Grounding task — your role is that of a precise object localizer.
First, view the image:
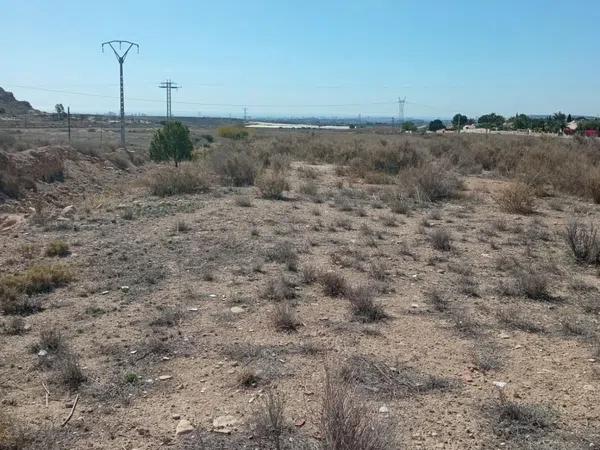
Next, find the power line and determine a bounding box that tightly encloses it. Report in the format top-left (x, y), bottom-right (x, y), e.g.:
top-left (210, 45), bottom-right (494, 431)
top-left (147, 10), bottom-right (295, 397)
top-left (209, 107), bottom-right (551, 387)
top-left (101, 40), bottom-right (139, 147)
top-left (158, 79), bottom-right (180, 121)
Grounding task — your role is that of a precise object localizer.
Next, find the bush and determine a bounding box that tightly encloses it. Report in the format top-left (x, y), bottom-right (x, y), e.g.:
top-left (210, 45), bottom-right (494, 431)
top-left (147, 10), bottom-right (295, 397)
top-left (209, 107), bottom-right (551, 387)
top-left (496, 182), bottom-right (535, 214)
top-left (345, 285), bottom-right (387, 322)
top-left (271, 303), bottom-right (299, 332)
top-left (45, 240), bottom-right (70, 257)
top-left (254, 390), bottom-right (286, 449)
top-left (320, 272), bottom-right (348, 297)
top-left (210, 147), bottom-right (257, 186)
top-left (218, 126), bottom-right (249, 140)
top-left (149, 121), bottom-right (194, 165)
top-left (1, 265), bottom-right (72, 297)
top-left (429, 228), bottom-right (453, 251)
top-left (321, 369), bottom-right (392, 450)
top-left (146, 164), bottom-right (210, 197)
top-left (565, 221), bottom-right (599, 264)
top-left (256, 169), bottom-right (289, 200)
top-left (410, 163), bottom-right (462, 202)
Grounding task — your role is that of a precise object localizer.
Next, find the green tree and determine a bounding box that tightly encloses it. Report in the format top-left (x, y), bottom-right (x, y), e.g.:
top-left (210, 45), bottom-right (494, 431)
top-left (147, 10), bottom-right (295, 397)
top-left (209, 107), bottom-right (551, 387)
top-left (477, 113), bottom-right (505, 129)
top-left (402, 121), bottom-right (417, 132)
top-left (512, 114), bottom-right (531, 130)
top-left (428, 119), bottom-right (445, 132)
top-left (452, 114), bottom-right (468, 129)
top-left (149, 121), bottom-right (193, 166)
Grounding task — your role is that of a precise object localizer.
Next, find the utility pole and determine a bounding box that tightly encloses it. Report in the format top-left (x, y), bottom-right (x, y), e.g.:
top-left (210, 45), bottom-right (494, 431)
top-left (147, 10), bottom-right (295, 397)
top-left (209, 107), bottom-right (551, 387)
top-left (102, 40), bottom-right (139, 147)
top-left (158, 79), bottom-right (180, 121)
top-left (67, 106), bottom-right (71, 143)
top-left (398, 97), bottom-right (406, 128)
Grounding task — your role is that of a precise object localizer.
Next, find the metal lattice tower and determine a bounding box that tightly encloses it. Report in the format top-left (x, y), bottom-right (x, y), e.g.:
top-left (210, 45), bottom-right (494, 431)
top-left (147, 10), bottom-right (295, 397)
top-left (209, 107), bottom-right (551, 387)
top-left (159, 80), bottom-right (180, 121)
top-left (101, 40), bottom-right (139, 147)
top-left (398, 97), bottom-right (406, 127)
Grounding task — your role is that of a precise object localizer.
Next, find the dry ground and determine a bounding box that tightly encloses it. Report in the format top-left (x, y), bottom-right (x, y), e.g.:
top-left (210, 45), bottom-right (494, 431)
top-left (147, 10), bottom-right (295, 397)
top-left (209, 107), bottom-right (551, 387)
top-left (1, 127), bottom-right (599, 449)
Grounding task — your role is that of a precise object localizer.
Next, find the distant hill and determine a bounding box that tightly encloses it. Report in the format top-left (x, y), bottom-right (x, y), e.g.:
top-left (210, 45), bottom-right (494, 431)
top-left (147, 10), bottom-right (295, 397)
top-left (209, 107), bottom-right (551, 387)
top-left (0, 87), bottom-right (38, 115)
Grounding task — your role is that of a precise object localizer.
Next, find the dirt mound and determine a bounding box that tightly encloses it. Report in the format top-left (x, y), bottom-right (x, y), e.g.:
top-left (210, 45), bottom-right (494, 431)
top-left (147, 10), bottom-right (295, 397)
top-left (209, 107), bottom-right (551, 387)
top-left (0, 87), bottom-right (37, 115)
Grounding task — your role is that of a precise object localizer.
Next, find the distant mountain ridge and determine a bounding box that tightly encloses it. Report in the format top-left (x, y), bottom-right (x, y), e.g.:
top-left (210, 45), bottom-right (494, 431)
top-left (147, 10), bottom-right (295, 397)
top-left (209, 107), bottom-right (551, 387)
top-left (0, 87), bottom-right (38, 115)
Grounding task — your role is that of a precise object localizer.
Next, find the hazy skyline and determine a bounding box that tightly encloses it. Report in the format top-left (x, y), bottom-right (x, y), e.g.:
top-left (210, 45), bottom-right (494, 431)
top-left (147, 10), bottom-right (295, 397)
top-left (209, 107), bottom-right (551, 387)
top-left (2, 0), bottom-right (599, 118)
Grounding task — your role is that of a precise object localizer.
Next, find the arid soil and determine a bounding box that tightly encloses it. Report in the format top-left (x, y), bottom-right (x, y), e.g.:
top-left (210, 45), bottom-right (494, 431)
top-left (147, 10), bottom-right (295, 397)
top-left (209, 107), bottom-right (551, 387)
top-left (1, 127), bottom-right (599, 450)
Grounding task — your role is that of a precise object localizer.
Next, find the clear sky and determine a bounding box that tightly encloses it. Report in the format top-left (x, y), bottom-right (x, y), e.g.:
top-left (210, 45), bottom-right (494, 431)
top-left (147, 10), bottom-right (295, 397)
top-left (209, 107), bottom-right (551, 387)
top-left (2, 0), bottom-right (599, 119)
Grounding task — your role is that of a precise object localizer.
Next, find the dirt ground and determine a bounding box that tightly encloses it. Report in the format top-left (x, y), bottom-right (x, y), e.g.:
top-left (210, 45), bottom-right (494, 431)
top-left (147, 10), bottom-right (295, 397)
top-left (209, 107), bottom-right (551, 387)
top-left (1, 126), bottom-right (599, 450)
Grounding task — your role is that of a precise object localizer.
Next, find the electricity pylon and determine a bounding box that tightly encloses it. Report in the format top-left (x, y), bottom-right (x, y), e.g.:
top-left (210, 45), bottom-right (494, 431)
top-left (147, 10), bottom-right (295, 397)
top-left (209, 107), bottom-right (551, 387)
top-left (102, 40), bottom-right (139, 147)
top-left (159, 80), bottom-right (180, 121)
top-left (398, 97), bottom-right (406, 128)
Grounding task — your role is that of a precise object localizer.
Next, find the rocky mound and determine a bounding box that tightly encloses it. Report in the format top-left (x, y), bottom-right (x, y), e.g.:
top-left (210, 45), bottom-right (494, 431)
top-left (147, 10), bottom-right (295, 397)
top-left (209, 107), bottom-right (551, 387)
top-left (0, 87), bottom-right (38, 115)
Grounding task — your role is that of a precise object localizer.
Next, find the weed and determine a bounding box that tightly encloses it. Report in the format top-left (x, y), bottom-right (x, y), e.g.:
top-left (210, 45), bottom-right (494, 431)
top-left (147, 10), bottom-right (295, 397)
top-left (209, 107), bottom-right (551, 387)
top-left (345, 285), bottom-right (387, 322)
top-left (150, 307), bottom-right (183, 327)
top-left (429, 228), bottom-right (453, 251)
top-left (302, 264), bottom-right (318, 284)
top-left (490, 400), bottom-right (554, 439)
top-left (496, 182), bottom-right (535, 214)
top-left (266, 241), bottom-right (298, 271)
top-left (238, 367), bottom-right (261, 388)
top-left (564, 221), bottom-right (599, 264)
top-left (145, 164), bottom-right (210, 197)
top-left (321, 369), bottom-right (393, 450)
top-left (264, 276), bottom-right (296, 301)
top-left (256, 170), bottom-right (289, 200)
top-left (425, 289), bottom-right (449, 312)
top-left (320, 272), bottom-right (348, 297)
top-left (45, 240), bottom-right (70, 257)
top-left (272, 303), bottom-right (299, 332)
top-left (3, 316), bottom-right (26, 335)
top-left (234, 195), bottom-right (253, 207)
top-left (254, 389), bottom-right (287, 449)
top-left (497, 307), bottom-right (545, 333)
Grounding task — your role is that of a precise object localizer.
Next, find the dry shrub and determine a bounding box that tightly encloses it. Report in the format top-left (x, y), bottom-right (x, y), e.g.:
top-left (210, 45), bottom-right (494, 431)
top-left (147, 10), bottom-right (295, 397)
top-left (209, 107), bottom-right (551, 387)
top-left (256, 169), bottom-right (289, 200)
top-left (3, 316), bottom-right (26, 335)
top-left (210, 146), bottom-right (257, 186)
top-left (238, 367), bottom-right (260, 388)
top-left (345, 285), bottom-right (387, 322)
top-left (490, 400), bottom-right (554, 439)
top-left (1, 264), bottom-right (72, 297)
top-left (217, 126), bottom-right (249, 140)
top-left (429, 228), bottom-right (453, 251)
top-left (254, 389), bottom-right (286, 449)
top-left (302, 264), bottom-right (318, 284)
top-left (320, 272), bottom-right (348, 297)
top-left (564, 221), bottom-right (599, 264)
top-left (408, 162), bottom-right (462, 202)
top-left (266, 241), bottom-right (298, 271)
top-left (426, 289), bottom-right (449, 312)
top-left (264, 276), bottom-right (296, 301)
top-left (146, 164), bottom-right (210, 197)
top-left (321, 369), bottom-right (393, 450)
top-left (271, 303), bottom-right (299, 332)
top-left (45, 240), bottom-right (69, 257)
top-left (496, 182), bottom-right (535, 214)
top-left (587, 175), bottom-right (600, 204)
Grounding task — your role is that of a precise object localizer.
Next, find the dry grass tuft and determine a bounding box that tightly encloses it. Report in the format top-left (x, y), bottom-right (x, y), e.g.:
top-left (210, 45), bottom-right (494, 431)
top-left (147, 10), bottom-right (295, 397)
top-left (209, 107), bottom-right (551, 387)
top-left (256, 169), bottom-right (290, 200)
top-left (320, 271), bottom-right (348, 297)
top-left (321, 369), bottom-right (393, 450)
top-left (254, 389), bottom-right (287, 449)
top-left (496, 182), bottom-right (535, 214)
top-left (145, 164), bottom-right (211, 197)
top-left (564, 221), bottom-right (599, 264)
top-left (345, 285), bottom-right (387, 322)
top-left (45, 240), bottom-right (70, 257)
top-left (271, 303), bottom-right (299, 332)
top-left (429, 228), bottom-right (453, 251)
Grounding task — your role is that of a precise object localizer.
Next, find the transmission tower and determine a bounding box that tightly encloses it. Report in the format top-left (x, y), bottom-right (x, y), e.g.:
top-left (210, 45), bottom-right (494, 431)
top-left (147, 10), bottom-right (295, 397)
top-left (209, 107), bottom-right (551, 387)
top-left (159, 80), bottom-right (180, 121)
top-left (398, 97), bottom-right (406, 128)
top-left (243, 107), bottom-right (247, 122)
top-left (102, 40), bottom-right (139, 147)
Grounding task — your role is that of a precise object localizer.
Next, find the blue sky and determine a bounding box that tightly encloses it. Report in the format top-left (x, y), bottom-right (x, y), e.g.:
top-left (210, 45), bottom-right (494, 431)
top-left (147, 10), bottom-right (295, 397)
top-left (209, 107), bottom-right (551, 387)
top-left (2, 0), bottom-right (599, 118)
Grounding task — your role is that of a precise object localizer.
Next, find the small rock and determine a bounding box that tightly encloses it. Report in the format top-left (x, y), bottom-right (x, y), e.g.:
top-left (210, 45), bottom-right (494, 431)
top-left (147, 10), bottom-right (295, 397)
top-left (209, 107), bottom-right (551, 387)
top-left (172, 414), bottom-right (181, 420)
top-left (61, 205), bottom-right (75, 216)
top-left (410, 304), bottom-right (419, 309)
top-left (378, 405), bottom-right (389, 414)
top-left (493, 381), bottom-right (508, 389)
top-left (101, 290), bottom-right (109, 295)
top-left (209, 294), bottom-right (217, 298)
top-left (120, 286), bottom-right (130, 293)
top-left (175, 419), bottom-right (194, 436)
top-left (294, 419), bottom-right (306, 427)
top-left (499, 333), bottom-right (510, 339)
top-left (230, 306), bottom-right (244, 314)
top-left (213, 415), bottom-right (239, 430)
top-left (158, 375), bottom-right (172, 381)
top-left (188, 307), bottom-right (199, 312)
top-left (37, 349), bottom-right (48, 357)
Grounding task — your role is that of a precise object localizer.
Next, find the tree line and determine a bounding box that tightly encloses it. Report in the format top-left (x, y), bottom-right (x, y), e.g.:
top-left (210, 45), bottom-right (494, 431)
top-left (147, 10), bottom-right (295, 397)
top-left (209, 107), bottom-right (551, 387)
top-left (414, 112), bottom-right (600, 134)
